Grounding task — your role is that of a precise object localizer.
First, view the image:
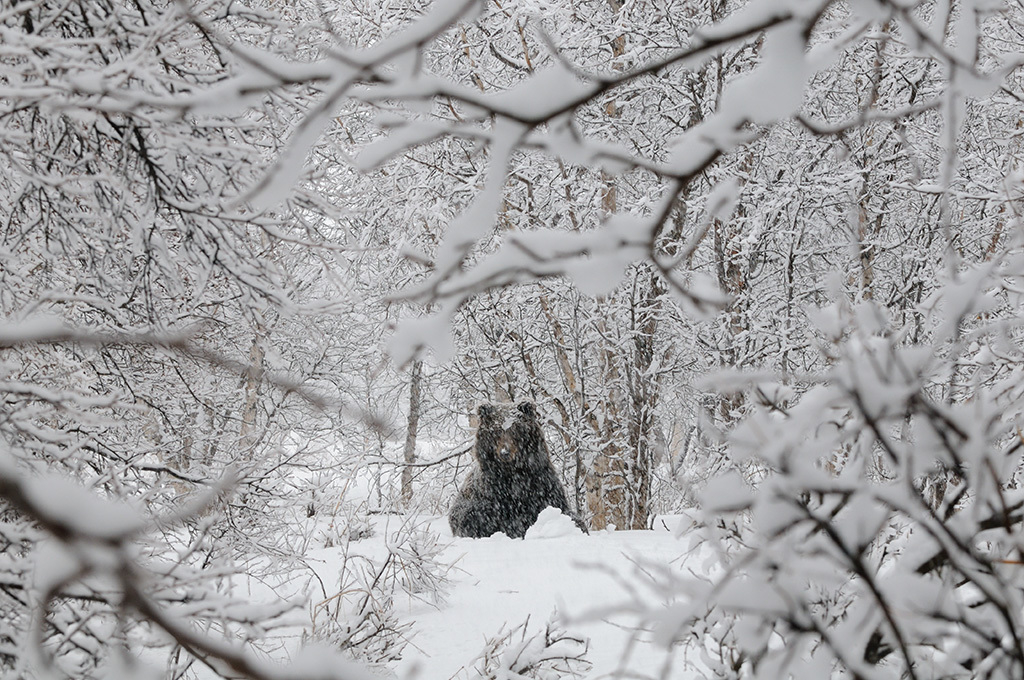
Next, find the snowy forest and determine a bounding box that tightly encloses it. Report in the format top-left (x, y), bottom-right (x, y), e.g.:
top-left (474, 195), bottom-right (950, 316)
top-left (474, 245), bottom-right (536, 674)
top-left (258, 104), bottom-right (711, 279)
top-left (2, 0), bottom-right (1024, 677)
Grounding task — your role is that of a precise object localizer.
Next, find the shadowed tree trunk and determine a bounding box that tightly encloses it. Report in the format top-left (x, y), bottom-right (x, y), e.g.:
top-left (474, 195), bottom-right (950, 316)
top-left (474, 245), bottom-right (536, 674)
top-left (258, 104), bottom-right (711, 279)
top-left (401, 360), bottom-right (423, 506)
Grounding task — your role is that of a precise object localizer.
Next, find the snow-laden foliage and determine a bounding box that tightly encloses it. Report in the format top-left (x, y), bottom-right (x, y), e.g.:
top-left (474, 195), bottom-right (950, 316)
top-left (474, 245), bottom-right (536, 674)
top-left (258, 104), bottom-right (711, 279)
top-left (0, 0), bottom-right (386, 677)
top-left (632, 261), bottom-right (1024, 677)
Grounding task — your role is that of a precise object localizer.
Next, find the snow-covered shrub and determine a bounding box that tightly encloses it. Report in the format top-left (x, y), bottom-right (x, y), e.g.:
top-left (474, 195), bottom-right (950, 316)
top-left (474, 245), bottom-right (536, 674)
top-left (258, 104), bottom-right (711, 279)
top-left (321, 501), bottom-right (376, 548)
top-left (308, 521), bottom-right (453, 666)
top-left (309, 554), bottom-right (413, 667)
top-left (386, 524), bottom-right (453, 603)
top-left (469, 615), bottom-right (591, 680)
top-left (627, 267), bottom-right (1024, 677)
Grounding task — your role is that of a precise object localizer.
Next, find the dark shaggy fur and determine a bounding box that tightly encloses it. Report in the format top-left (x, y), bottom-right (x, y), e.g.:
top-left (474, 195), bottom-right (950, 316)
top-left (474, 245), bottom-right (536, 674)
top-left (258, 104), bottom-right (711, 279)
top-left (449, 402), bottom-right (585, 538)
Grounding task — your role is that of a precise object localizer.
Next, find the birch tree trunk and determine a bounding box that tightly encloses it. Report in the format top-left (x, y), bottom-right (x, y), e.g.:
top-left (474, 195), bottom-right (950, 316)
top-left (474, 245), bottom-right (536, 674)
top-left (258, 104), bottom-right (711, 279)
top-left (401, 360), bottom-right (423, 506)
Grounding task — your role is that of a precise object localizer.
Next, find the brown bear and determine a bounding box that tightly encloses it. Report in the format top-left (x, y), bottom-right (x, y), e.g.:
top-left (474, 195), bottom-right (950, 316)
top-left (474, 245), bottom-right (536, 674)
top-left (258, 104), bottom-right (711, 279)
top-left (449, 402), bottom-right (585, 538)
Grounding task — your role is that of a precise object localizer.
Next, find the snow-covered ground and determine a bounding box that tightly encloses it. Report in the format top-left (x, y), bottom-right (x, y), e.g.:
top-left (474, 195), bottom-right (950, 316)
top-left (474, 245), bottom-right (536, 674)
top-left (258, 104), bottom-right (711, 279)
top-left (298, 509), bottom-right (702, 679)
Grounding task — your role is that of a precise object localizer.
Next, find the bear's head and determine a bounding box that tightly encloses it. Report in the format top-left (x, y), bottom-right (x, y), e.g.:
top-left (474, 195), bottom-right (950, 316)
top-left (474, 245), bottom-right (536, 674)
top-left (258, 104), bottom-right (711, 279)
top-left (476, 401), bottom-right (547, 471)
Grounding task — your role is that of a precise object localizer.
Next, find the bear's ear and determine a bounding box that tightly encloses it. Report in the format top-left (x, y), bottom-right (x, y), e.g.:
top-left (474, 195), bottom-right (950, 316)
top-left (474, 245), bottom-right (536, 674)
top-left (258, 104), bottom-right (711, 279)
top-left (517, 402), bottom-right (537, 419)
top-left (478, 404), bottom-right (497, 423)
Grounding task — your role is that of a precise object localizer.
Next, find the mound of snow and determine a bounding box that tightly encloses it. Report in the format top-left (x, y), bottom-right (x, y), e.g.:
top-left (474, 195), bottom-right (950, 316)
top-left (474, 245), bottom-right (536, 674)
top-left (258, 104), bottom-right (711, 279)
top-left (524, 507), bottom-right (583, 539)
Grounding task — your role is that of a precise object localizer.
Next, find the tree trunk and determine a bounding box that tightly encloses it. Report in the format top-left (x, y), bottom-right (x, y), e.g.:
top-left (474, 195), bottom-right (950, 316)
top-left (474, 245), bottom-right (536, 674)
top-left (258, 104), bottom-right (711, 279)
top-left (400, 360), bottom-right (423, 507)
top-left (625, 265), bottom-right (663, 529)
top-left (585, 267), bottom-right (662, 531)
top-left (239, 324), bottom-right (266, 453)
